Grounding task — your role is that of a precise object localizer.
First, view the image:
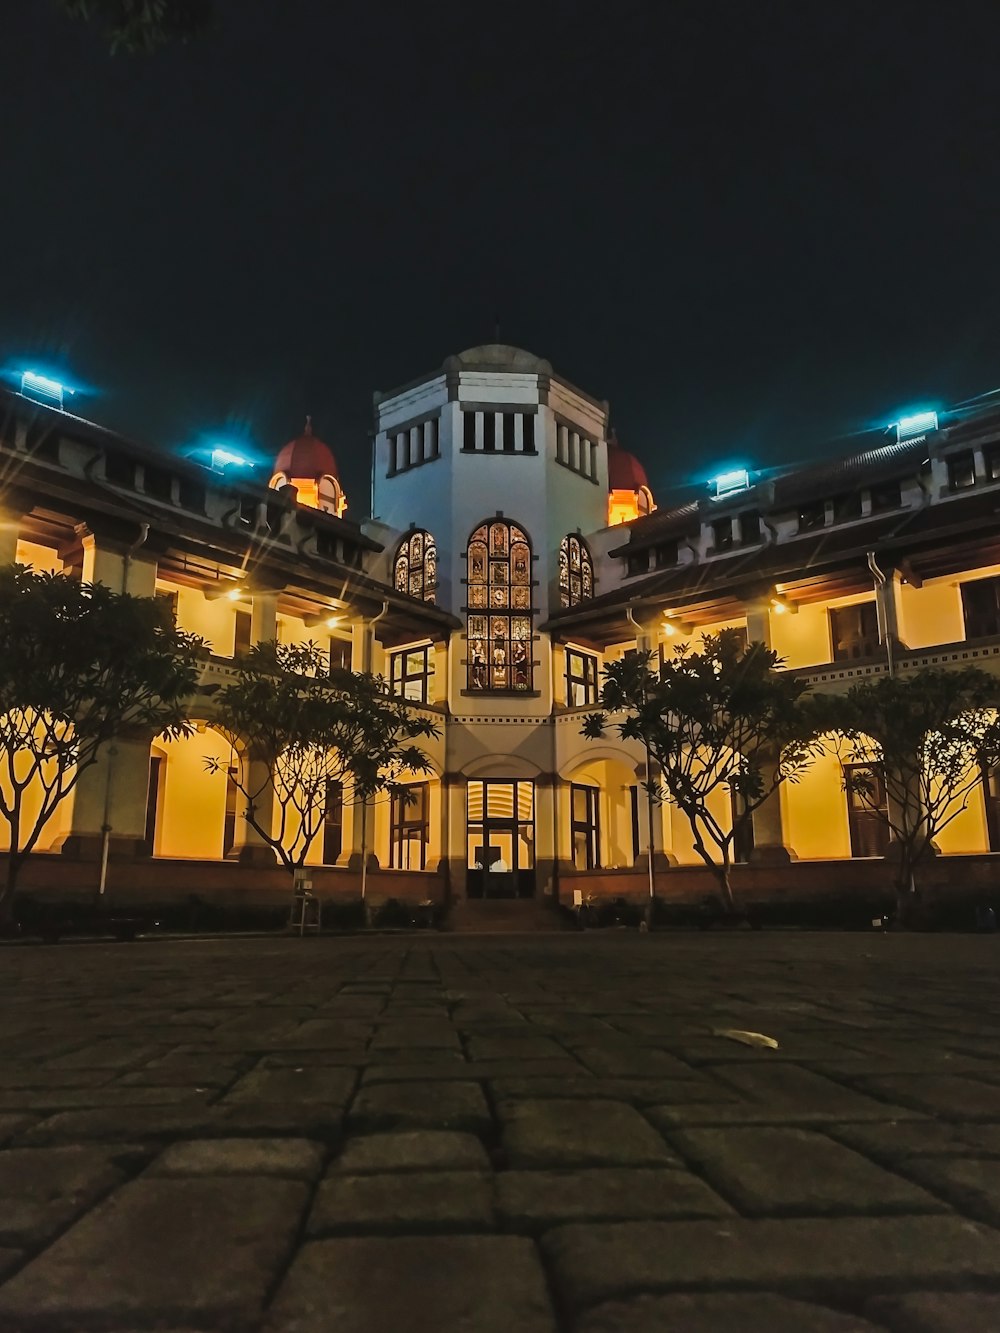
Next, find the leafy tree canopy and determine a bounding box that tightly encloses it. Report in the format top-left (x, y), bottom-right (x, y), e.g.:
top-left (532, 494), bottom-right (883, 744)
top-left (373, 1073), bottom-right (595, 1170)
top-left (583, 629), bottom-right (821, 909)
top-left (0, 565), bottom-right (205, 905)
top-left (57, 0), bottom-right (212, 53)
top-left (208, 640), bottom-right (439, 875)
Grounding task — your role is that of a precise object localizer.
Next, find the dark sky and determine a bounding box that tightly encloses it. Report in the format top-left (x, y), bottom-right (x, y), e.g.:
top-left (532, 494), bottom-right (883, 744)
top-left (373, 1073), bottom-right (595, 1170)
top-left (4, 0), bottom-right (1000, 512)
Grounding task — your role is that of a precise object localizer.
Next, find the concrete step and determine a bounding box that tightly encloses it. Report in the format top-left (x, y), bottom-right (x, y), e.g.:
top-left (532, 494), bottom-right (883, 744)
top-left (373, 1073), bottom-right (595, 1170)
top-left (445, 897), bottom-right (570, 934)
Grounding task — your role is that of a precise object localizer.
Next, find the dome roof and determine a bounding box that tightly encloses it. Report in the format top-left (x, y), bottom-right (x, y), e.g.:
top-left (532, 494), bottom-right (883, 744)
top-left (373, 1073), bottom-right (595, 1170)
top-left (607, 431), bottom-right (650, 493)
top-left (273, 417), bottom-right (339, 481)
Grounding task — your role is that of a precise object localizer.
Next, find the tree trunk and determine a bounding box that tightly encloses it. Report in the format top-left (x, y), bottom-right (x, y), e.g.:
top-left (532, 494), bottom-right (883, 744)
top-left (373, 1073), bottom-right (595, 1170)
top-left (716, 859), bottom-right (737, 916)
top-left (0, 853), bottom-right (20, 925)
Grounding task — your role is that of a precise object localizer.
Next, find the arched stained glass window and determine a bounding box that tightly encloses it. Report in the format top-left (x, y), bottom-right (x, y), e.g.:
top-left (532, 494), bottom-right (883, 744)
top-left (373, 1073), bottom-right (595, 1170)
top-left (466, 519), bottom-right (533, 691)
top-left (558, 534), bottom-right (594, 608)
top-left (394, 529), bottom-right (437, 603)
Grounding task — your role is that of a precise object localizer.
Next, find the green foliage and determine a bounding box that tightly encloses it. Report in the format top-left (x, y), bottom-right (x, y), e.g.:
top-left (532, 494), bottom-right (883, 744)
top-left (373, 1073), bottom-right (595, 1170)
top-left (207, 640), bottom-right (438, 875)
top-left (0, 565), bottom-right (205, 901)
top-left (583, 629), bottom-right (821, 908)
top-left (57, 0), bottom-right (211, 53)
top-left (814, 667), bottom-right (1000, 898)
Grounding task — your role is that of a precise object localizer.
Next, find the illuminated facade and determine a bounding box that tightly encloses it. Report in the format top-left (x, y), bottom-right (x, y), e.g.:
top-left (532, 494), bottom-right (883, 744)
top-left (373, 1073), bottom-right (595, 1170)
top-left (5, 344), bottom-right (1000, 913)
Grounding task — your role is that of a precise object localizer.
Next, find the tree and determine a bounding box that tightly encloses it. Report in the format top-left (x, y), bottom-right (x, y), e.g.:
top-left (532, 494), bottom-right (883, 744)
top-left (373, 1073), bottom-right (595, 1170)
top-left (57, 0), bottom-right (211, 54)
top-left (206, 640), bottom-right (438, 881)
top-left (582, 629), bottom-right (821, 913)
top-left (0, 565), bottom-right (205, 916)
top-left (815, 667), bottom-right (1000, 917)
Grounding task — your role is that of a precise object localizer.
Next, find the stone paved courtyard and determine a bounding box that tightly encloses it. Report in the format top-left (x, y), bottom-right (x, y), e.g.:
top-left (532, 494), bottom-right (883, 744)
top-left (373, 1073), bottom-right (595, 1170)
top-left (2, 934), bottom-right (1000, 1330)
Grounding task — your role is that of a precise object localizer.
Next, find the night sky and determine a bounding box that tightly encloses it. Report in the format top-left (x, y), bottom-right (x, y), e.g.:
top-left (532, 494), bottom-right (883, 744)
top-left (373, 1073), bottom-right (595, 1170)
top-left (4, 1), bottom-right (1000, 512)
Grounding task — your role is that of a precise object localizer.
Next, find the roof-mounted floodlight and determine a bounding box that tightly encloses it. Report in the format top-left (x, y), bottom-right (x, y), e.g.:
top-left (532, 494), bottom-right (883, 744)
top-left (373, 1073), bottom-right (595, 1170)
top-left (211, 448), bottom-right (253, 471)
top-left (21, 371), bottom-right (73, 410)
top-left (712, 468), bottom-right (750, 498)
top-left (895, 412), bottom-right (938, 442)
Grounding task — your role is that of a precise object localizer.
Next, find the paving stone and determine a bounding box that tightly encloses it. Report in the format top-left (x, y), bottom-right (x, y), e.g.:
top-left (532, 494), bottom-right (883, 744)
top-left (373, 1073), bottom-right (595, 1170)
top-left (0, 1175), bottom-right (308, 1328)
top-left (826, 1120), bottom-right (1000, 1162)
top-left (856, 1074), bottom-right (1000, 1121)
top-left (711, 1064), bottom-right (916, 1119)
top-left (217, 1102), bottom-right (345, 1140)
top-left (543, 1216), bottom-right (1000, 1312)
top-left (892, 1156), bottom-right (1000, 1223)
top-left (0, 1113), bottom-right (36, 1145)
top-left (465, 1035), bottom-right (568, 1060)
top-left (222, 1066), bottom-right (357, 1104)
top-left (866, 1291), bottom-right (1000, 1331)
top-left (575, 1046), bottom-right (697, 1077)
top-left (264, 1235), bottom-right (557, 1333)
top-left (497, 1168), bottom-right (731, 1229)
top-left (501, 1099), bottom-right (674, 1168)
top-left (490, 1075), bottom-right (735, 1105)
top-left (21, 1106), bottom-right (223, 1145)
top-left (669, 1126), bottom-right (943, 1216)
top-left (646, 1101), bottom-right (927, 1130)
top-left (368, 1024), bottom-right (461, 1050)
top-left (577, 1292), bottom-right (886, 1332)
top-left (348, 1081), bottom-right (492, 1133)
top-left (308, 1170), bottom-right (494, 1235)
top-left (0, 1146), bottom-right (126, 1247)
top-left (333, 1130), bottom-right (490, 1173)
top-left (151, 1137), bottom-right (325, 1180)
top-left (0, 1084), bottom-right (213, 1110)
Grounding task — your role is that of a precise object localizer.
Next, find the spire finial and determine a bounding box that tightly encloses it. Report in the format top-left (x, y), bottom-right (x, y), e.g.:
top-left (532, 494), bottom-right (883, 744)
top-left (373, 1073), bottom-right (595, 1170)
top-left (304, 414), bottom-right (313, 435)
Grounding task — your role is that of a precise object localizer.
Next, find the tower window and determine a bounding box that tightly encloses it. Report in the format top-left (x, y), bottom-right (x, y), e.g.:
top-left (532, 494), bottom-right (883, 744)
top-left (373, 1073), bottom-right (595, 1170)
top-left (559, 534), bottom-right (594, 608)
top-left (466, 519), bottom-right (533, 691)
top-left (394, 529), bottom-right (437, 603)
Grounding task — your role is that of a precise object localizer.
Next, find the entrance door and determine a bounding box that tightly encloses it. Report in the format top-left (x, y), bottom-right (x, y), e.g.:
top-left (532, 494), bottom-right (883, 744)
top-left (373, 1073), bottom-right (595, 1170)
top-left (466, 780), bottom-right (535, 898)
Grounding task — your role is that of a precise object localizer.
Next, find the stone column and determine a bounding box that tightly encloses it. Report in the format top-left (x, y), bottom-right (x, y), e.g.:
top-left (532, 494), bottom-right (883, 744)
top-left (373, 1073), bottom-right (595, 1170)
top-left (440, 773), bottom-right (467, 900)
top-left (533, 774), bottom-right (558, 900)
top-left (57, 726), bottom-right (154, 860)
top-left (250, 591), bottom-right (277, 645)
top-left (228, 749), bottom-right (279, 866)
top-left (633, 757), bottom-right (674, 871)
top-left (749, 768), bottom-right (796, 864)
top-left (745, 597), bottom-right (773, 648)
top-left (0, 492), bottom-right (31, 566)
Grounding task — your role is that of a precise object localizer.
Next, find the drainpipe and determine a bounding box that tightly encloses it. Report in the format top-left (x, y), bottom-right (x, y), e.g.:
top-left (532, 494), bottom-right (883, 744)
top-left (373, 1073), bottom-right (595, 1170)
top-left (867, 551), bottom-right (895, 678)
top-left (98, 523), bottom-right (150, 901)
top-left (626, 604), bottom-right (657, 915)
top-left (359, 601), bottom-right (389, 910)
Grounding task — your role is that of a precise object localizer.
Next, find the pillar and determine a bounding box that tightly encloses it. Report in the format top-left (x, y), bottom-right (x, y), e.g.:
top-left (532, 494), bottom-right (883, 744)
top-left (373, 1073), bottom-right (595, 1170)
top-left (534, 775), bottom-right (558, 899)
top-left (0, 493), bottom-right (31, 566)
top-left (57, 726), bottom-right (154, 860)
top-left (228, 750), bottom-right (279, 866)
top-left (78, 527), bottom-right (157, 597)
top-left (436, 774), bottom-right (465, 900)
top-left (875, 565), bottom-right (908, 655)
top-left (745, 597), bottom-right (773, 648)
top-left (633, 758), bottom-right (674, 871)
top-left (250, 591), bottom-right (277, 645)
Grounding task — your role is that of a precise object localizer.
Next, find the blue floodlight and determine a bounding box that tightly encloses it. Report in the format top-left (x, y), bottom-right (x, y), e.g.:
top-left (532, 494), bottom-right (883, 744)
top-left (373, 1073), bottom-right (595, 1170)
top-left (211, 448), bottom-right (253, 471)
top-left (21, 370), bottom-right (73, 410)
top-left (895, 411), bottom-right (938, 442)
top-left (713, 468), bottom-right (750, 498)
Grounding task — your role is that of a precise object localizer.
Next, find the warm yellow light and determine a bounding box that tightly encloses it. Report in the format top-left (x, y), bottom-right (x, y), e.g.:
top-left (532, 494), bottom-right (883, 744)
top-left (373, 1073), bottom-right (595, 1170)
top-left (326, 615), bottom-right (341, 629)
top-left (226, 587), bottom-right (245, 602)
top-left (662, 620), bottom-right (676, 636)
top-left (771, 597), bottom-right (787, 614)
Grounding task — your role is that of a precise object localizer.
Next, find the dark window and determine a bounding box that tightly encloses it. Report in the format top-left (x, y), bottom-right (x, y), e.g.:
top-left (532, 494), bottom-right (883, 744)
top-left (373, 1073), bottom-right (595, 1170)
top-left (831, 601), bottom-right (881, 661)
top-left (985, 446), bottom-right (1000, 481)
top-left (712, 518), bottom-right (734, 552)
top-left (844, 763), bottom-right (891, 857)
top-left (730, 789), bottom-right (755, 863)
top-left (315, 530), bottom-right (336, 559)
top-left (798, 501), bottom-right (826, 533)
top-left (558, 534), bottom-right (594, 608)
top-left (654, 540), bottom-right (678, 568)
top-left (629, 785), bottom-right (641, 864)
top-left (522, 414), bottom-right (535, 453)
top-left (234, 610), bottom-right (252, 656)
top-left (144, 755), bottom-right (163, 851)
top-left (155, 589), bottom-right (178, 624)
top-left (961, 576), bottom-right (1000, 639)
top-left (571, 784), bottom-right (601, 870)
top-left (143, 465), bottom-right (173, 502)
top-left (223, 766), bottom-right (239, 856)
top-left (394, 529), bottom-right (437, 603)
top-left (389, 645), bottom-right (433, 703)
top-left (328, 638), bottom-right (352, 673)
top-left (238, 497), bottom-right (258, 526)
top-left (626, 549), bottom-right (650, 577)
top-left (178, 477), bottom-right (206, 511)
top-left (482, 412), bottom-right (496, 451)
top-left (833, 492), bottom-right (863, 523)
top-left (739, 512), bottom-right (762, 545)
top-left (502, 413), bottom-right (516, 452)
top-left (323, 780), bottom-right (343, 864)
top-left (389, 782), bottom-right (429, 870)
top-left (870, 481), bottom-right (901, 513)
top-left (565, 648), bottom-right (599, 707)
top-left (428, 417), bottom-right (440, 458)
top-left (466, 520), bottom-right (533, 691)
top-left (947, 452), bottom-right (976, 490)
top-left (463, 411), bottom-right (476, 450)
top-left (466, 780), bottom-right (535, 897)
top-left (104, 452), bottom-right (136, 488)
top-left (25, 423), bottom-right (60, 463)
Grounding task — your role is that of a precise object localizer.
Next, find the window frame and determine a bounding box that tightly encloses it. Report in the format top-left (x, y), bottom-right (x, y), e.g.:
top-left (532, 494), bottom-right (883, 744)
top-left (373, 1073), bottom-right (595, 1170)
top-left (558, 533), bottom-right (595, 608)
top-left (389, 782), bottom-right (429, 870)
top-left (571, 783), bottom-right (601, 871)
top-left (565, 647), bottom-right (599, 708)
top-left (465, 519), bottom-right (534, 692)
top-left (389, 644), bottom-right (433, 703)
top-left (394, 529), bottom-right (437, 604)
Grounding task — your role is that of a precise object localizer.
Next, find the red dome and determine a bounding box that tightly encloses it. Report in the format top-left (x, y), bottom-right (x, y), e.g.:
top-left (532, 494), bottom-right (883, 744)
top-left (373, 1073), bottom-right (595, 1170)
top-left (607, 431), bottom-right (650, 492)
top-left (273, 417), bottom-right (340, 481)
